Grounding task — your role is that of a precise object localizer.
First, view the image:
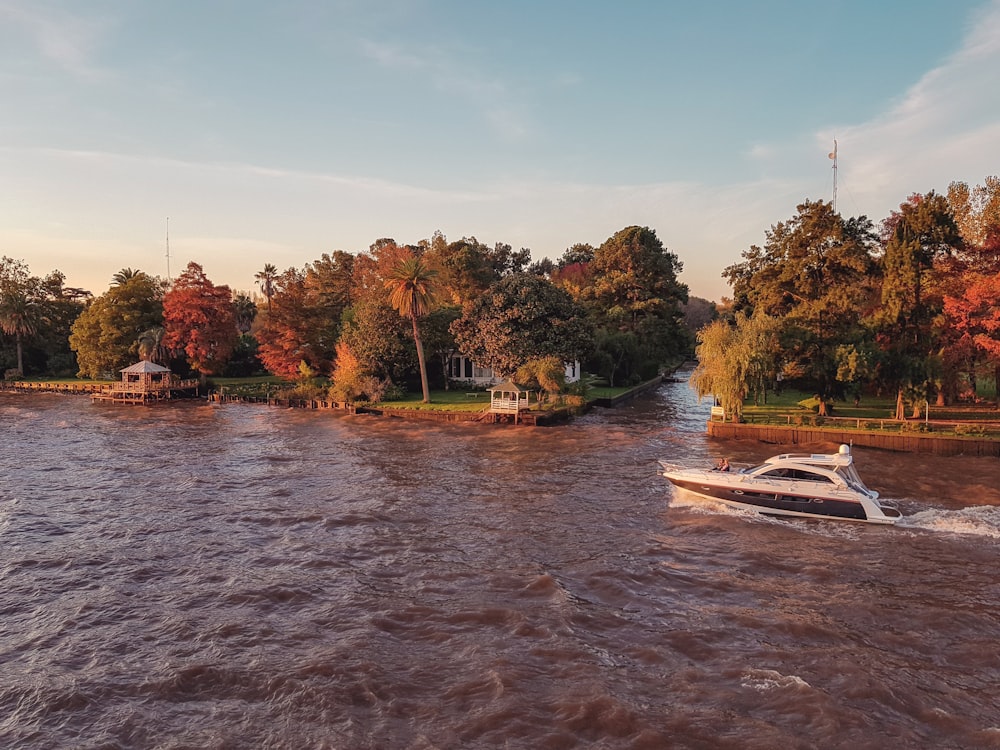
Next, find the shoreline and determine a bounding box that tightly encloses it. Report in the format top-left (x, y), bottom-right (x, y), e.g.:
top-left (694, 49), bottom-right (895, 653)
top-left (707, 420), bottom-right (1000, 457)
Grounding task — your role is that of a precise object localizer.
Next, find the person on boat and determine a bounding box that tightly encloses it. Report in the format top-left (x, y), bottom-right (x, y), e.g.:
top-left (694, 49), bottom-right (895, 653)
top-left (716, 458), bottom-right (730, 472)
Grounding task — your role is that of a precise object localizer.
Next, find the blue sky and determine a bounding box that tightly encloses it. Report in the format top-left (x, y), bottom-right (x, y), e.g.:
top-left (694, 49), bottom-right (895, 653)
top-left (2, 0), bottom-right (998, 301)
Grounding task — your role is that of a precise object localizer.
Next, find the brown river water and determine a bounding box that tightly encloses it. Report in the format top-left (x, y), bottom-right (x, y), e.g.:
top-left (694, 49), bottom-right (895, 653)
top-left (2, 373), bottom-right (999, 750)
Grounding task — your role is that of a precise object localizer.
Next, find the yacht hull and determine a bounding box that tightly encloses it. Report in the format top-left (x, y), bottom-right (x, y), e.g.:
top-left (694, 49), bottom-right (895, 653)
top-left (666, 476), bottom-right (896, 524)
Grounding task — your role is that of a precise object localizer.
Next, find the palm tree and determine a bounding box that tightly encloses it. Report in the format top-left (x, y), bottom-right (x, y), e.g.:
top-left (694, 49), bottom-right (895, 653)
top-left (255, 263), bottom-right (278, 311)
top-left (112, 268), bottom-right (142, 286)
top-left (0, 289), bottom-right (38, 375)
top-left (137, 326), bottom-right (168, 364)
top-left (385, 257), bottom-right (438, 403)
top-left (232, 292), bottom-right (257, 334)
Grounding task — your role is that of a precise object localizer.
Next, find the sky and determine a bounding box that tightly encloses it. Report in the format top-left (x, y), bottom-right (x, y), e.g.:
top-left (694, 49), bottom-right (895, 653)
top-left (2, 0), bottom-right (999, 302)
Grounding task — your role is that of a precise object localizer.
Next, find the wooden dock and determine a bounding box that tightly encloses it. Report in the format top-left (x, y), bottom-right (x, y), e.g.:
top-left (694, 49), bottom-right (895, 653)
top-left (91, 378), bottom-right (200, 405)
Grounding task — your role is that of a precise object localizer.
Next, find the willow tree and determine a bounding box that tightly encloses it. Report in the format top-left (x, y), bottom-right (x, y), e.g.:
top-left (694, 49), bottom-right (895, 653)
top-left (385, 256), bottom-right (438, 403)
top-left (690, 312), bottom-right (781, 421)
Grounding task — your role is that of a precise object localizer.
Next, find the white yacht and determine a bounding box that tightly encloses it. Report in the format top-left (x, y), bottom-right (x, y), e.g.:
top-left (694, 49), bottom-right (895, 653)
top-left (659, 444), bottom-right (901, 524)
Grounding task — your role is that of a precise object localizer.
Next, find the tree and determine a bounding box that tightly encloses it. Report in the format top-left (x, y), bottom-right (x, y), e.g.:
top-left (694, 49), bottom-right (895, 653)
top-left (137, 326), bottom-right (168, 364)
top-left (384, 255), bottom-right (438, 403)
top-left (947, 176), bottom-right (1000, 254)
top-left (112, 267), bottom-right (142, 286)
top-left (232, 293), bottom-right (257, 335)
top-left (590, 226), bottom-right (689, 377)
top-left (451, 273), bottom-right (592, 379)
top-left (516, 356), bottom-right (566, 402)
top-left (255, 262), bottom-right (344, 379)
top-left (69, 271), bottom-right (164, 378)
top-left (724, 200), bottom-right (880, 400)
top-left (421, 306), bottom-right (462, 390)
top-left (255, 263), bottom-right (278, 311)
top-left (339, 298), bottom-right (413, 384)
top-left (0, 257), bottom-right (40, 374)
top-left (689, 312), bottom-right (781, 421)
top-left (944, 272), bottom-right (1000, 406)
top-left (162, 262), bottom-right (238, 378)
top-left (429, 236), bottom-right (498, 306)
top-left (876, 192), bottom-right (963, 417)
top-left (681, 296), bottom-right (718, 340)
top-left (30, 270), bottom-right (90, 376)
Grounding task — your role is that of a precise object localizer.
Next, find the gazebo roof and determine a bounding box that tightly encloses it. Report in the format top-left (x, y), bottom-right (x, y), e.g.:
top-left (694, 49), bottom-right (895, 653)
top-left (121, 360), bottom-right (171, 374)
top-left (489, 380), bottom-right (526, 393)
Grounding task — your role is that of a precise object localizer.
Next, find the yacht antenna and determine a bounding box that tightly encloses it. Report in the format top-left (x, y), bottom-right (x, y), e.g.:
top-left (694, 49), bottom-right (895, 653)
top-left (165, 216), bottom-right (171, 282)
top-left (828, 140), bottom-right (838, 213)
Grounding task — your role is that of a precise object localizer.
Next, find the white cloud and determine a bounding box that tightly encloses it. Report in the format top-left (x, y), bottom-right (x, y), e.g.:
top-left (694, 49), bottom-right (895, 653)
top-left (359, 38), bottom-right (530, 141)
top-left (0, 0), bottom-right (111, 80)
top-left (818, 0), bottom-right (1000, 217)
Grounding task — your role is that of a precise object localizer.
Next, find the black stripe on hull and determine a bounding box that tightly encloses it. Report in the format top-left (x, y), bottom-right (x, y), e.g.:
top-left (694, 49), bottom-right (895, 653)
top-left (668, 478), bottom-right (869, 521)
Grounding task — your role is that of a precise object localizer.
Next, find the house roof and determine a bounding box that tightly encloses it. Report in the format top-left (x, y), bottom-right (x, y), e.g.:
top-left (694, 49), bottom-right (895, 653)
top-left (121, 360), bottom-right (171, 374)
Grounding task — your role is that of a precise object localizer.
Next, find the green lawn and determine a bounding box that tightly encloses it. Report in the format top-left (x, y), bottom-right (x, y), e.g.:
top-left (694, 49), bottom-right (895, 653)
top-left (375, 390), bottom-right (497, 412)
top-left (739, 387), bottom-right (1000, 439)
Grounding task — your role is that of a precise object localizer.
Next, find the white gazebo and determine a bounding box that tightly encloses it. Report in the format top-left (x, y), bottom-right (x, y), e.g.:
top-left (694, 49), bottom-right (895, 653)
top-left (488, 380), bottom-right (532, 424)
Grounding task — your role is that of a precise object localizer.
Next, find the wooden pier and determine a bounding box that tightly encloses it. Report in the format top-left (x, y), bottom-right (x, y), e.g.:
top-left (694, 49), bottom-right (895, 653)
top-left (90, 361), bottom-right (200, 405)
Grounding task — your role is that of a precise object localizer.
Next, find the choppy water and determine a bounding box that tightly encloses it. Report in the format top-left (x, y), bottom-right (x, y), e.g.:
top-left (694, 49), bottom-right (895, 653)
top-left (2, 374), bottom-right (999, 749)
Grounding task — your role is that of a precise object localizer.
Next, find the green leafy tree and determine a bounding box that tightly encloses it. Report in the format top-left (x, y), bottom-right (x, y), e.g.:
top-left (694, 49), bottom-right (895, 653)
top-left (69, 271), bottom-right (164, 378)
top-left (876, 192), bottom-right (963, 417)
top-left (430, 236), bottom-right (498, 306)
top-left (339, 298), bottom-right (413, 384)
top-left (516, 356), bottom-right (566, 403)
top-left (421, 305), bottom-right (462, 390)
top-left (31, 271), bottom-right (91, 376)
top-left (0, 257), bottom-right (41, 374)
top-left (689, 312), bottom-right (780, 421)
top-left (450, 273), bottom-right (592, 379)
top-left (162, 262), bottom-right (238, 377)
top-left (589, 226), bottom-right (689, 377)
top-left (112, 267), bottom-right (142, 286)
top-left (385, 256), bottom-right (438, 402)
top-left (724, 200), bottom-right (879, 401)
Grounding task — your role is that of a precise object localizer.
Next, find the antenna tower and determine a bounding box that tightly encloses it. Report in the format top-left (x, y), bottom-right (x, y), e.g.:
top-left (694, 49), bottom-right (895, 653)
top-left (828, 140), bottom-right (838, 213)
top-left (165, 216), bottom-right (172, 282)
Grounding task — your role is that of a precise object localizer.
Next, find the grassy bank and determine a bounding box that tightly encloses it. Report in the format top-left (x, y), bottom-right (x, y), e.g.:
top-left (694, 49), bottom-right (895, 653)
top-left (739, 389), bottom-right (1000, 439)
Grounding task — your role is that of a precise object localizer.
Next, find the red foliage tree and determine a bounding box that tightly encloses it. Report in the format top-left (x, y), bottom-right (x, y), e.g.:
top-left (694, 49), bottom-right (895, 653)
top-left (162, 262), bottom-right (237, 376)
top-left (944, 272), bottom-right (1000, 390)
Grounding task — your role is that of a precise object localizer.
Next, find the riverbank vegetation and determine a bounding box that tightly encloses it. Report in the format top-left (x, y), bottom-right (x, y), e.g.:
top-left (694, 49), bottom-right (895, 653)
top-left (690, 179), bottom-right (1000, 425)
top-left (3, 226), bottom-right (690, 405)
top-left (3, 178), bottom-right (998, 419)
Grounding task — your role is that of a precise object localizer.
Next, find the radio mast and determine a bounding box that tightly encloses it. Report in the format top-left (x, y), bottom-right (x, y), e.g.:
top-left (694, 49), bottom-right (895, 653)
top-left (165, 216), bottom-right (172, 282)
top-left (828, 140), bottom-right (838, 213)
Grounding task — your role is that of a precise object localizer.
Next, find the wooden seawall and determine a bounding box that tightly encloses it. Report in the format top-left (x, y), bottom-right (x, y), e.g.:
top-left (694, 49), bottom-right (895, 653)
top-left (707, 421), bottom-right (1000, 457)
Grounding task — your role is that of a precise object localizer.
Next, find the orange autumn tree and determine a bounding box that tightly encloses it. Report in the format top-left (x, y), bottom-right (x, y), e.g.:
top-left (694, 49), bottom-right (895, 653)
top-left (944, 271), bottom-right (1000, 406)
top-left (163, 261), bottom-right (237, 379)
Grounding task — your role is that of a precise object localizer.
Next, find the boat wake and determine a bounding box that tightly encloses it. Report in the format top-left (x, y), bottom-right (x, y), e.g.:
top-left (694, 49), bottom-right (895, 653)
top-left (671, 491), bottom-right (1000, 539)
top-left (895, 505), bottom-right (1000, 538)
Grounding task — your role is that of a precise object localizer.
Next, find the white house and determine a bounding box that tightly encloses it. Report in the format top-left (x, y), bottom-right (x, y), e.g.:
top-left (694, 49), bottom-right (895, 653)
top-left (447, 354), bottom-right (580, 386)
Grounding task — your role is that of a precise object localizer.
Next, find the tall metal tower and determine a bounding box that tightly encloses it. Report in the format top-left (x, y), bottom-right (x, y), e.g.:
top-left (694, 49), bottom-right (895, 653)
top-left (165, 216), bottom-right (172, 282)
top-left (828, 140), bottom-right (838, 213)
